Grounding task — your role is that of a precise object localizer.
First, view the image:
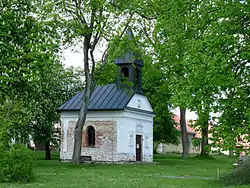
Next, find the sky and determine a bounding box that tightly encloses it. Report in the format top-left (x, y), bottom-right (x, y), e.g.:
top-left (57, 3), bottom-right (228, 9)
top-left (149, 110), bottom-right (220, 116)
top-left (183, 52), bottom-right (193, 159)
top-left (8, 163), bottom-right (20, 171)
top-left (62, 50), bottom-right (198, 120)
top-left (62, 48), bottom-right (84, 68)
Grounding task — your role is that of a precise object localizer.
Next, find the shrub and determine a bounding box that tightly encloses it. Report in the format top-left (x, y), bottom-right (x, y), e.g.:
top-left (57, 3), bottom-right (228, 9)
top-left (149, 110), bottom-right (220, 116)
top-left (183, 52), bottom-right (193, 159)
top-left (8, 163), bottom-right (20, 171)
top-left (0, 144), bottom-right (34, 183)
top-left (222, 158), bottom-right (250, 186)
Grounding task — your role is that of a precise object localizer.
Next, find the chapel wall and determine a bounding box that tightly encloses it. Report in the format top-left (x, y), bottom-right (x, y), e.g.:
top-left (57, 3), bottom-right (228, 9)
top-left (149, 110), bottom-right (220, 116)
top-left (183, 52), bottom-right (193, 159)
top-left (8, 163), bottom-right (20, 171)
top-left (60, 110), bottom-right (154, 162)
top-left (116, 113), bottom-right (154, 162)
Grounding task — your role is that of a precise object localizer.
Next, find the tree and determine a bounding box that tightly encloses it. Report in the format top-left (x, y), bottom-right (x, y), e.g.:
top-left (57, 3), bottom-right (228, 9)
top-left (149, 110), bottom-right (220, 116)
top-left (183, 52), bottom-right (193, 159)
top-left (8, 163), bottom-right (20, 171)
top-left (199, 0), bottom-right (250, 154)
top-left (31, 64), bottom-right (84, 160)
top-left (0, 1), bottom-right (85, 160)
top-left (168, 0), bottom-right (249, 156)
top-left (0, 0), bottom-right (60, 148)
top-left (51, 0), bottom-right (136, 164)
top-left (150, 0), bottom-right (199, 157)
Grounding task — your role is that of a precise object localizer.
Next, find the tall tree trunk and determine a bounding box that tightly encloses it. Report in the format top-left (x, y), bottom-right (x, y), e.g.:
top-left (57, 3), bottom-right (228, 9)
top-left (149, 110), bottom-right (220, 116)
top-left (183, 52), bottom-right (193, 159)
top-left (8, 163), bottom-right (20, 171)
top-left (200, 125), bottom-right (209, 156)
top-left (72, 37), bottom-right (91, 164)
top-left (199, 110), bottom-right (210, 156)
top-left (180, 108), bottom-right (189, 158)
top-left (45, 141), bottom-right (51, 160)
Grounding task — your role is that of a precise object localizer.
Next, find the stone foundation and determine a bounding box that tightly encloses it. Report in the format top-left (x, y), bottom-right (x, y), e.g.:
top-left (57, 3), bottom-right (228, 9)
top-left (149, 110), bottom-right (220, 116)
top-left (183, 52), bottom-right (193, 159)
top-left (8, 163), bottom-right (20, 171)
top-left (60, 153), bottom-right (153, 163)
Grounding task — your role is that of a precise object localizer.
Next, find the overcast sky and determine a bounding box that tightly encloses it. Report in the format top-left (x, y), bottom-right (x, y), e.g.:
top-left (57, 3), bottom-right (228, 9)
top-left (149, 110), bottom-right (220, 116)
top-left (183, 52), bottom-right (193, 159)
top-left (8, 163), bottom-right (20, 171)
top-left (62, 48), bottom-right (84, 68)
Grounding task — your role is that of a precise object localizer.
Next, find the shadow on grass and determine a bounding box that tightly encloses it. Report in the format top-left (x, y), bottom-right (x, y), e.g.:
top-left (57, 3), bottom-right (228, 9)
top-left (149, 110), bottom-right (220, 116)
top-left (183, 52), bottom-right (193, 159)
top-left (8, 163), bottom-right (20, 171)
top-left (31, 151), bottom-right (60, 160)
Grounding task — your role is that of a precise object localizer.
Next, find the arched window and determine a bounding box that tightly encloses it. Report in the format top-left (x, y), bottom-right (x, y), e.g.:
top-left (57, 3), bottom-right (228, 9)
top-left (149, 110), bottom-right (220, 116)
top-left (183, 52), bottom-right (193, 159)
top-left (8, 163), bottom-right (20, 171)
top-left (87, 126), bottom-right (95, 147)
top-left (121, 67), bottom-right (129, 78)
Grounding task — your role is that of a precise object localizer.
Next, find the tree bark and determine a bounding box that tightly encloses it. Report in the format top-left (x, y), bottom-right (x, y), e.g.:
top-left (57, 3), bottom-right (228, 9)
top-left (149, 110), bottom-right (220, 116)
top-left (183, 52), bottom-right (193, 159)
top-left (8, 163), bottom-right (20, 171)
top-left (72, 36), bottom-right (91, 164)
top-left (180, 108), bottom-right (189, 158)
top-left (229, 150), bottom-right (234, 156)
top-left (200, 110), bottom-right (210, 156)
top-left (200, 125), bottom-right (209, 156)
top-left (45, 141), bottom-right (51, 160)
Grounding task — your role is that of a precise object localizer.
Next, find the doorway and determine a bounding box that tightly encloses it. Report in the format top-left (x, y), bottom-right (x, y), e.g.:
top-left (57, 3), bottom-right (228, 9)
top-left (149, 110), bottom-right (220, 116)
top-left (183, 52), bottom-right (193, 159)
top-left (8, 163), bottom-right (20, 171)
top-left (136, 135), bottom-right (142, 161)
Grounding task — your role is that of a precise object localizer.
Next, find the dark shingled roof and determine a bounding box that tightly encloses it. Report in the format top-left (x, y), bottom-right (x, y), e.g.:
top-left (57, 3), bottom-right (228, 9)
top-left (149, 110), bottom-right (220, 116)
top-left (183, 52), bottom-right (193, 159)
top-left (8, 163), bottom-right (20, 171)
top-left (57, 84), bottom-right (134, 111)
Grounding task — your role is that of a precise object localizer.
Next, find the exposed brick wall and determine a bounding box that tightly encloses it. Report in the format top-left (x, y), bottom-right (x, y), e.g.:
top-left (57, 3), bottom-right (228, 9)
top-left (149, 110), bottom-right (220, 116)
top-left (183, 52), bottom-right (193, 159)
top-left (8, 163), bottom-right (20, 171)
top-left (82, 131), bottom-right (87, 148)
top-left (60, 120), bottom-right (118, 161)
top-left (81, 120), bottom-right (117, 161)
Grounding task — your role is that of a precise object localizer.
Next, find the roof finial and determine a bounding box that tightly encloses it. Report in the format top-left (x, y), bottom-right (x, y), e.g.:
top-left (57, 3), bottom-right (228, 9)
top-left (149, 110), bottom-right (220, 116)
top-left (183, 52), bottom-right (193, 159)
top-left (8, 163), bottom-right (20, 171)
top-left (126, 28), bottom-right (133, 40)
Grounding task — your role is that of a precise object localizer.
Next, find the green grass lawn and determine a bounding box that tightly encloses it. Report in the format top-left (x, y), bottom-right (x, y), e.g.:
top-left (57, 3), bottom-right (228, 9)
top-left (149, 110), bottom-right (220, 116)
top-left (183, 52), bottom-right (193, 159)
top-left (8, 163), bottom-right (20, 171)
top-left (0, 152), bottom-right (248, 188)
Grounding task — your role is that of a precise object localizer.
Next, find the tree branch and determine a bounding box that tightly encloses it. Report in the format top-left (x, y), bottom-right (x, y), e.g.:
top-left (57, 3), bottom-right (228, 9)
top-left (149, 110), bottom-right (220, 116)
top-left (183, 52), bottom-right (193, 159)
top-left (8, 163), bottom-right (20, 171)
top-left (100, 13), bottom-right (134, 65)
top-left (90, 49), bottom-right (96, 92)
top-left (140, 19), bottom-right (155, 47)
top-left (73, 0), bottom-right (88, 31)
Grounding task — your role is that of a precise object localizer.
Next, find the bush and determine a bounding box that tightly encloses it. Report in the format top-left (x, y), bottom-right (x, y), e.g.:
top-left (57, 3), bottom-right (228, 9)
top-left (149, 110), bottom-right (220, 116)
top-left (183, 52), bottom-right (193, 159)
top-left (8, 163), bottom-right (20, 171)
top-left (0, 144), bottom-right (34, 183)
top-left (222, 158), bottom-right (250, 186)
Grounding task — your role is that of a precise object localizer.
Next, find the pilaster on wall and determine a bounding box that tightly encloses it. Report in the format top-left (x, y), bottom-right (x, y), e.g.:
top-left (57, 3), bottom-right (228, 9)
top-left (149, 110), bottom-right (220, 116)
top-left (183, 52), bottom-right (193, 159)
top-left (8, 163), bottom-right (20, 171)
top-left (60, 119), bottom-right (70, 159)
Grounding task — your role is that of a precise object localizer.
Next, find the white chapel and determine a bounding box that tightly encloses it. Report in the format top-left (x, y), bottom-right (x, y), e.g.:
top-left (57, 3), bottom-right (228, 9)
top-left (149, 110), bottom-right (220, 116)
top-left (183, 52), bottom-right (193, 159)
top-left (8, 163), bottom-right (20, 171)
top-left (57, 31), bottom-right (155, 162)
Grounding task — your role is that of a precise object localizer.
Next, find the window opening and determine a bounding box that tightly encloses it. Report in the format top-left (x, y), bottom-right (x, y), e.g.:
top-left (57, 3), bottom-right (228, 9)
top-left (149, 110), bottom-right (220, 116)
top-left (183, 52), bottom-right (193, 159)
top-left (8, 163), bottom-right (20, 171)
top-left (121, 67), bottom-right (129, 78)
top-left (87, 126), bottom-right (95, 146)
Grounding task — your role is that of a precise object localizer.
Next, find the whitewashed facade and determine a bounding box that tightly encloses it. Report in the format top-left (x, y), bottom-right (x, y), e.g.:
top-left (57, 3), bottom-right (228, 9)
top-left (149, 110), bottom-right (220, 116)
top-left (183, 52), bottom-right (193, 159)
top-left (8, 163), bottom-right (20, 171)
top-left (60, 94), bottom-right (154, 162)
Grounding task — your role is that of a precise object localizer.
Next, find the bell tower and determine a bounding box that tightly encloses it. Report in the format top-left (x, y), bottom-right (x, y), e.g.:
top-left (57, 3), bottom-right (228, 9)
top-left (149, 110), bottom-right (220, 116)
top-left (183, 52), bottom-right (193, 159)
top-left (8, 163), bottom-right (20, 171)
top-left (115, 30), bottom-right (144, 94)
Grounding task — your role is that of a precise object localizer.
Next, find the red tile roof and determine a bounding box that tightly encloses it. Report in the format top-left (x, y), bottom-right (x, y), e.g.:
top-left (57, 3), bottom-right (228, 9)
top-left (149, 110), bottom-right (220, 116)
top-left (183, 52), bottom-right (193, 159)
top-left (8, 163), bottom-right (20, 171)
top-left (173, 115), bottom-right (198, 136)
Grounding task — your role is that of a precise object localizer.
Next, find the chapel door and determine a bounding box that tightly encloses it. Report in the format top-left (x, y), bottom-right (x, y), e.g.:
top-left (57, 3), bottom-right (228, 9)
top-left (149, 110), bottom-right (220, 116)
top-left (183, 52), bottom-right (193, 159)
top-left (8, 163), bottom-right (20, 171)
top-left (136, 135), bottom-right (142, 161)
